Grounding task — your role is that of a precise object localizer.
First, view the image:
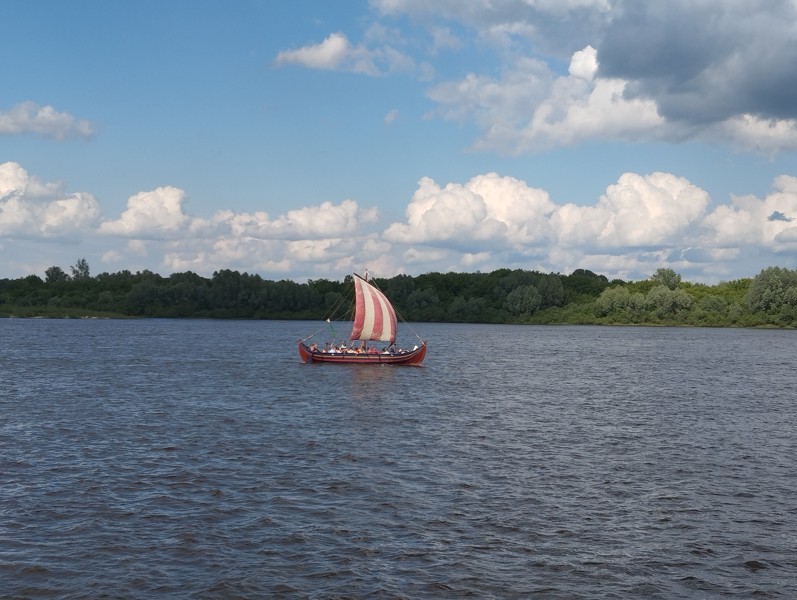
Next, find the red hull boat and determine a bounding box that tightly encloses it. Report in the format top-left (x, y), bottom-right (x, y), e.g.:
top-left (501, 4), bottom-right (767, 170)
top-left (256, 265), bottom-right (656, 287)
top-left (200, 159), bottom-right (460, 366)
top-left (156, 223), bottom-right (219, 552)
top-left (298, 272), bottom-right (427, 366)
top-left (298, 341), bottom-right (427, 365)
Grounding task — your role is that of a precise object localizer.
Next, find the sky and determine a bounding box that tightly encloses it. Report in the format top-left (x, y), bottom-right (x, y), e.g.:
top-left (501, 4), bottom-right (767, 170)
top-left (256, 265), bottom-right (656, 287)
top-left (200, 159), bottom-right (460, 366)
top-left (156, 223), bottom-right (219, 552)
top-left (3, 0), bottom-right (797, 284)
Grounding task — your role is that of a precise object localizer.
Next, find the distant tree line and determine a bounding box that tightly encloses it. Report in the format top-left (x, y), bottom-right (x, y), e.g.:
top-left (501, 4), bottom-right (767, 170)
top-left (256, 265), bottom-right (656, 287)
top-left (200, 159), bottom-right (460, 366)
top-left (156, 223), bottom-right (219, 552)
top-left (2, 260), bottom-right (797, 327)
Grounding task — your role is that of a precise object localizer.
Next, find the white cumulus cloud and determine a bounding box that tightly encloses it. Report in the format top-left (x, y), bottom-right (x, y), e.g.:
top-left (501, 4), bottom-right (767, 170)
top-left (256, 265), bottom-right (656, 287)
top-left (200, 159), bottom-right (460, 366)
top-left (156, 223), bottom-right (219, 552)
top-left (100, 187), bottom-right (191, 238)
top-left (703, 175), bottom-right (797, 250)
top-left (583, 172), bottom-right (710, 248)
top-left (384, 173), bottom-right (556, 248)
top-left (5, 161), bottom-right (797, 285)
top-left (0, 162), bottom-right (100, 238)
top-left (429, 46), bottom-right (667, 153)
top-left (274, 32), bottom-right (413, 76)
top-left (274, 32), bottom-right (351, 70)
top-left (383, 171), bottom-right (721, 281)
top-left (0, 101), bottom-right (94, 141)
top-left (215, 199), bottom-right (378, 240)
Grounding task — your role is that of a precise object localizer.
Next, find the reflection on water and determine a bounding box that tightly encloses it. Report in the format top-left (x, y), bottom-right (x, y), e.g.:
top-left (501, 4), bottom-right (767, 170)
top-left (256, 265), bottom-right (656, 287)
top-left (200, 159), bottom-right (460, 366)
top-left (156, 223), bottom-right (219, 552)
top-left (342, 362), bottom-right (403, 399)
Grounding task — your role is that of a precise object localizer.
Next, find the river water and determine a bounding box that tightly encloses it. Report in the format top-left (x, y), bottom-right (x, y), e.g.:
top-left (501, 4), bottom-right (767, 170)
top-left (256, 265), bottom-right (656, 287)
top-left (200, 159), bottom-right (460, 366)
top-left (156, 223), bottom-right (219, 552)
top-left (1, 319), bottom-right (796, 598)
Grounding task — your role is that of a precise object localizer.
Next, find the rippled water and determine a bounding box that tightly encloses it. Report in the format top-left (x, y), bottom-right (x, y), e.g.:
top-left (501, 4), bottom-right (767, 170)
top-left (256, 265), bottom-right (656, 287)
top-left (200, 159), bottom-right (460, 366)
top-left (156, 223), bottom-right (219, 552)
top-left (1, 319), bottom-right (796, 598)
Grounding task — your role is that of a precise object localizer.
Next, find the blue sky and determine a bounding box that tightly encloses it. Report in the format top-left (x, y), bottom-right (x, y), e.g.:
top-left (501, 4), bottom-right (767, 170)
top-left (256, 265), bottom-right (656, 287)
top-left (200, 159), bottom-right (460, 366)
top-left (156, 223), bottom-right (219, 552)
top-left (3, 0), bottom-right (797, 284)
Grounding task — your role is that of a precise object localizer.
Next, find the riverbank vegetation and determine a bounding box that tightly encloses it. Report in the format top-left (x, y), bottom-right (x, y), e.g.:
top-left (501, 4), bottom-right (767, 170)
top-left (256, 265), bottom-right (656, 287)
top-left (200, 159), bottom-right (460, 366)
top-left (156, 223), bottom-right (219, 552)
top-left (2, 260), bottom-right (797, 327)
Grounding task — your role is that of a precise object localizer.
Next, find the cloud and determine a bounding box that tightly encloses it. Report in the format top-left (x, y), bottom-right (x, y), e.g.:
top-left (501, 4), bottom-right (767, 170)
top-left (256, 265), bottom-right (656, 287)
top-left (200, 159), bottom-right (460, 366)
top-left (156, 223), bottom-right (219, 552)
top-left (99, 187), bottom-right (191, 238)
top-left (558, 172), bottom-right (711, 248)
top-left (214, 199), bottom-right (378, 240)
top-left (376, 0), bottom-right (797, 117)
top-left (383, 172), bottom-right (708, 279)
top-left (161, 234), bottom-right (370, 278)
top-left (274, 32), bottom-right (351, 70)
top-left (711, 114), bottom-right (797, 155)
top-left (0, 101), bottom-right (94, 141)
top-left (92, 180), bottom-right (382, 277)
top-left (597, 1), bottom-right (797, 123)
top-left (348, 1), bottom-right (797, 153)
top-left (426, 43), bottom-right (797, 154)
top-left (427, 46), bottom-right (669, 154)
top-left (5, 161), bottom-right (797, 284)
top-left (429, 26), bottom-right (461, 54)
top-left (270, 2), bottom-right (797, 152)
top-left (273, 31), bottom-right (414, 76)
top-left (383, 173), bottom-right (555, 249)
top-left (0, 162), bottom-right (100, 238)
top-left (703, 175), bottom-right (797, 250)
top-left (97, 184), bottom-right (379, 244)
top-left (383, 171), bottom-right (715, 279)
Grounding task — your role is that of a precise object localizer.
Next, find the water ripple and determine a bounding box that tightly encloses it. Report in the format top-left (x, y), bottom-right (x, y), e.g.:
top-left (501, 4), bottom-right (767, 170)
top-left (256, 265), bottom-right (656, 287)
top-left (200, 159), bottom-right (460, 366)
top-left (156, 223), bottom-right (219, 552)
top-left (1, 320), bottom-right (796, 598)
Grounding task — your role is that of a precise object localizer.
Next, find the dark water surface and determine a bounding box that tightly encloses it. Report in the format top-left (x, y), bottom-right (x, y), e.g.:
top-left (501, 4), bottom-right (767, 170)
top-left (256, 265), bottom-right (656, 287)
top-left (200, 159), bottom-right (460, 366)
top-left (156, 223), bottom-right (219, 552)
top-left (1, 319), bottom-right (796, 598)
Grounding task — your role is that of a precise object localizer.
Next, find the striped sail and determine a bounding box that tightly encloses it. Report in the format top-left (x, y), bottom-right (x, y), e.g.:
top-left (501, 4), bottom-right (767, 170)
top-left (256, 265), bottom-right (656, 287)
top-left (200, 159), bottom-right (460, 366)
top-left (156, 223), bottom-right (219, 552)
top-left (350, 274), bottom-right (397, 343)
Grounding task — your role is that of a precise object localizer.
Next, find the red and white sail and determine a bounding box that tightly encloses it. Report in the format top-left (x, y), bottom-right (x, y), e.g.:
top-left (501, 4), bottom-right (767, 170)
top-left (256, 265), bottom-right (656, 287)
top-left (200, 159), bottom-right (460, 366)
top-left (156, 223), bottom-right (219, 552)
top-left (350, 274), bottom-right (397, 343)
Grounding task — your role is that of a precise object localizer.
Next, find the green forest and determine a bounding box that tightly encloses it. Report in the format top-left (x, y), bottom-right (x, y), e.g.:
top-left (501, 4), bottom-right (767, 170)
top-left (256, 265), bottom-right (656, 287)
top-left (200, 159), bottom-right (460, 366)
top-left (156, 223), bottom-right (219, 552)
top-left (2, 259), bottom-right (797, 328)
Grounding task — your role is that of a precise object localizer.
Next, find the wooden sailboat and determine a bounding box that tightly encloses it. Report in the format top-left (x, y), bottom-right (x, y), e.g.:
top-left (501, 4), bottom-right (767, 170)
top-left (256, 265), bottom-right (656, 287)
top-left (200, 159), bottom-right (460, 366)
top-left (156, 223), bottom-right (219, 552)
top-left (298, 273), bottom-right (427, 366)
